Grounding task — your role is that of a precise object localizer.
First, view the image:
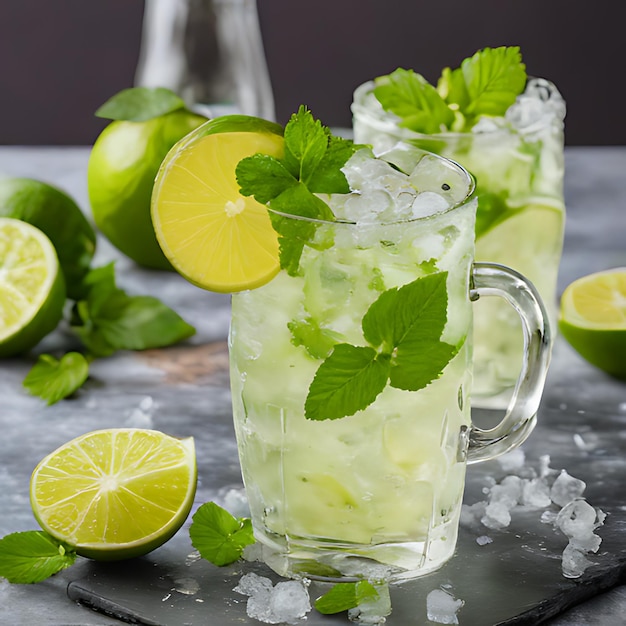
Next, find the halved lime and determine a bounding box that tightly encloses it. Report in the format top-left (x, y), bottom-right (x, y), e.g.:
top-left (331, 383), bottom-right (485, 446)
top-left (559, 268), bottom-right (626, 380)
top-left (151, 115), bottom-right (284, 293)
top-left (0, 217), bottom-right (66, 357)
top-left (0, 178), bottom-right (95, 300)
top-left (30, 428), bottom-right (197, 561)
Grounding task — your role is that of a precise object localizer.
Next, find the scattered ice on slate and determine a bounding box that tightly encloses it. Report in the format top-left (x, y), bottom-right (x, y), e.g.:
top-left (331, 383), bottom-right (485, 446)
top-left (216, 486), bottom-right (250, 518)
top-left (347, 581), bottom-right (392, 625)
top-left (426, 587), bottom-right (465, 624)
top-left (233, 572), bottom-right (311, 624)
top-left (460, 450), bottom-right (606, 578)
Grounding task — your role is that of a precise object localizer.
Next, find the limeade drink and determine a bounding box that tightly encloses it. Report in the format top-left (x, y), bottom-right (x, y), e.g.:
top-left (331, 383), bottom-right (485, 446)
top-left (351, 47), bottom-right (565, 404)
top-left (231, 150), bottom-right (476, 581)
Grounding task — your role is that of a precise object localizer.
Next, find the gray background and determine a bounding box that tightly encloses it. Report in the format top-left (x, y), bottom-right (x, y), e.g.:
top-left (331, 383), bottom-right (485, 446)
top-left (1, 0), bottom-right (624, 146)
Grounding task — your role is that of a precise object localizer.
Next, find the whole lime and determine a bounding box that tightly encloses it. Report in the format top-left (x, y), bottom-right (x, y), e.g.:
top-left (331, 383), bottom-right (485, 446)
top-left (0, 178), bottom-right (95, 300)
top-left (87, 109), bottom-right (207, 270)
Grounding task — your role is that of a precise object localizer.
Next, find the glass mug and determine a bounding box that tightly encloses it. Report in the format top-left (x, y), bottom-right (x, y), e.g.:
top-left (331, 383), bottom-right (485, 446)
top-left (228, 148), bottom-right (551, 582)
top-left (352, 77), bottom-right (565, 408)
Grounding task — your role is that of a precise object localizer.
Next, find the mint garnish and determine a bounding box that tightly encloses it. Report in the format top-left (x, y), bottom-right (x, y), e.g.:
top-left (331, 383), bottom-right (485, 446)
top-left (305, 272), bottom-right (460, 421)
top-left (189, 502), bottom-right (255, 567)
top-left (23, 262), bottom-right (195, 405)
top-left (373, 46), bottom-right (527, 133)
top-left (314, 580), bottom-right (379, 615)
top-left (22, 352), bottom-right (89, 405)
top-left (236, 106), bottom-right (359, 274)
top-left (71, 263), bottom-right (195, 357)
top-left (95, 86), bottom-right (186, 122)
top-left (0, 531), bottom-right (76, 584)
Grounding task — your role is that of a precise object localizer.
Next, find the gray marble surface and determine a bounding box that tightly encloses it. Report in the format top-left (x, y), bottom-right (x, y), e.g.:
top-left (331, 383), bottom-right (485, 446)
top-left (0, 146), bottom-right (625, 625)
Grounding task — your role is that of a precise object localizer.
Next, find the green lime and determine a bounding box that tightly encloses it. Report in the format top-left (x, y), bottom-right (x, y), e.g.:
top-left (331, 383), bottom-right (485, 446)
top-left (30, 428), bottom-right (197, 561)
top-left (0, 217), bottom-right (66, 357)
top-left (88, 108), bottom-right (207, 270)
top-left (559, 268), bottom-right (626, 380)
top-left (0, 178), bottom-right (95, 300)
top-left (151, 115), bottom-right (284, 293)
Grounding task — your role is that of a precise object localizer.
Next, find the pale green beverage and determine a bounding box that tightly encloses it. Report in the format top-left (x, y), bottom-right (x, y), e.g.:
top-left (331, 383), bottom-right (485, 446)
top-left (229, 137), bottom-right (551, 582)
top-left (351, 49), bottom-right (565, 406)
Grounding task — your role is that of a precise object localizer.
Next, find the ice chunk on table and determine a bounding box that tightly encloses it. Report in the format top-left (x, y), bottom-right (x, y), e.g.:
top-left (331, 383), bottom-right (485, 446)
top-left (426, 588), bottom-right (464, 624)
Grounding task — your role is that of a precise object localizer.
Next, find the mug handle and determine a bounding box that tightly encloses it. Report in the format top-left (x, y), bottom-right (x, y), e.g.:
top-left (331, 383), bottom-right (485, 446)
top-left (466, 262), bottom-right (552, 464)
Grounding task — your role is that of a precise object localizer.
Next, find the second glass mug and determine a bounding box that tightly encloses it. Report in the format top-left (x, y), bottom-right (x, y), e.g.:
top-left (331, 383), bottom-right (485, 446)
top-left (228, 147), bottom-right (551, 582)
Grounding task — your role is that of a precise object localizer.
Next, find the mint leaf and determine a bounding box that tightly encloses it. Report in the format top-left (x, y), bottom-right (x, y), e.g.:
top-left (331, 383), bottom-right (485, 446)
top-left (475, 190), bottom-right (512, 238)
top-left (305, 345), bottom-right (390, 421)
top-left (283, 105), bottom-right (329, 182)
top-left (373, 68), bottom-right (455, 133)
top-left (390, 340), bottom-right (457, 391)
top-left (236, 154), bottom-right (298, 204)
top-left (314, 580), bottom-right (378, 614)
top-left (0, 531), bottom-right (76, 584)
top-left (363, 271), bottom-right (449, 350)
top-left (23, 352), bottom-right (89, 405)
top-left (189, 502), bottom-right (254, 566)
top-left (458, 46), bottom-right (527, 119)
top-left (72, 263), bottom-right (195, 357)
top-left (95, 87), bottom-right (186, 121)
top-left (437, 66), bottom-right (470, 113)
top-left (306, 135), bottom-right (358, 194)
top-left (288, 317), bottom-right (343, 359)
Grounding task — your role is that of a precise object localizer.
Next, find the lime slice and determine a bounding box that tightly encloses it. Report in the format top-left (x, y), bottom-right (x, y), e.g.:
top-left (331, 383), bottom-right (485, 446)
top-left (0, 217), bottom-right (66, 357)
top-left (30, 428), bottom-right (197, 560)
top-left (0, 178), bottom-right (96, 300)
top-left (151, 115), bottom-right (284, 293)
top-left (559, 268), bottom-right (626, 380)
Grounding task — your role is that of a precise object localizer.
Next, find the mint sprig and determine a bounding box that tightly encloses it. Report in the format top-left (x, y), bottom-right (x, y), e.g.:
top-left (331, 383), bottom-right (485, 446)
top-left (189, 502), bottom-right (255, 567)
top-left (0, 531), bottom-right (76, 584)
top-left (236, 106), bottom-right (358, 274)
top-left (95, 87), bottom-right (186, 122)
top-left (23, 262), bottom-right (196, 405)
top-left (305, 272), bottom-right (460, 421)
top-left (373, 46), bottom-right (527, 133)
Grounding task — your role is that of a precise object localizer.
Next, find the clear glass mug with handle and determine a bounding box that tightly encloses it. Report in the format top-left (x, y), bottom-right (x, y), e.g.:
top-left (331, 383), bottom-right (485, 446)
top-left (229, 144), bottom-right (551, 582)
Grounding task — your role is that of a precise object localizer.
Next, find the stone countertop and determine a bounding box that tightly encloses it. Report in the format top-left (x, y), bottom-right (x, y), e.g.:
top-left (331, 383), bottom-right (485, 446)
top-left (0, 146), bottom-right (625, 625)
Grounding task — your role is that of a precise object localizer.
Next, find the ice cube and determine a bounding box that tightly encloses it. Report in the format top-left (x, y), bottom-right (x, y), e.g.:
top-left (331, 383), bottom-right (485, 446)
top-left (522, 477), bottom-right (552, 508)
top-left (476, 535), bottom-right (493, 546)
top-left (550, 470), bottom-right (586, 507)
top-left (410, 191), bottom-right (450, 219)
top-left (426, 588), bottom-right (464, 624)
top-left (459, 501), bottom-right (487, 528)
top-left (490, 475), bottom-right (523, 508)
top-left (269, 580), bottom-right (311, 624)
top-left (233, 572), bottom-right (273, 597)
top-left (219, 486), bottom-right (250, 518)
top-left (555, 499), bottom-right (599, 539)
top-left (561, 542), bottom-right (594, 579)
top-left (481, 501), bottom-right (511, 530)
top-left (234, 574), bottom-right (311, 624)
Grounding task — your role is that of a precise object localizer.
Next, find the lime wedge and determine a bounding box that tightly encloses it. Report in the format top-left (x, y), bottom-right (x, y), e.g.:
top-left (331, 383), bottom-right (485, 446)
top-left (30, 428), bottom-right (197, 560)
top-left (0, 217), bottom-right (66, 357)
top-left (559, 268), bottom-right (626, 380)
top-left (151, 115), bottom-right (284, 293)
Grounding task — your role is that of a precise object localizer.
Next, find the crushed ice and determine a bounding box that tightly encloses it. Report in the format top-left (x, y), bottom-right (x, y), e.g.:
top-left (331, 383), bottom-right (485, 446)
top-left (426, 587), bottom-right (464, 624)
top-left (234, 572), bottom-right (311, 624)
top-left (461, 450), bottom-right (606, 578)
